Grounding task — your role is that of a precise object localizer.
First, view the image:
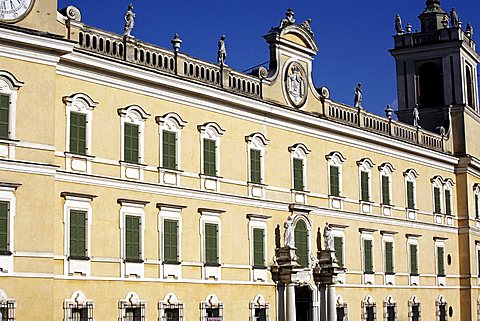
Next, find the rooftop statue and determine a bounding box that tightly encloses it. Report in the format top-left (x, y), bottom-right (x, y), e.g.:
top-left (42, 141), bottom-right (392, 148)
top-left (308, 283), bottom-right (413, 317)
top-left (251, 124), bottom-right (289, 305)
top-left (450, 8), bottom-right (459, 28)
top-left (280, 8), bottom-right (296, 28)
top-left (123, 4), bottom-right (135, 38)
top-left (300, 19), bottom-right (314, 37)
top-left (413, 105), bottom-right (420, 127)
top-left (395, 15), bottom-right (404, 34)
top-left (354, 83), bottom-right (363, 108)
top-left (284, 216), bottom-right (294, 248)
top-left (217, 35), bottom-right (227, 66)
top-left (466, 23), bottom-right (473, 37)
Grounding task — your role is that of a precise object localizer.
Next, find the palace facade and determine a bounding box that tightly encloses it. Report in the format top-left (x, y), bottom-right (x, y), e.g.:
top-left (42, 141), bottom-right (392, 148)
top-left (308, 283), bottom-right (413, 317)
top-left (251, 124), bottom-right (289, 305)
top-left (0, 0), bottom-right (479, 320)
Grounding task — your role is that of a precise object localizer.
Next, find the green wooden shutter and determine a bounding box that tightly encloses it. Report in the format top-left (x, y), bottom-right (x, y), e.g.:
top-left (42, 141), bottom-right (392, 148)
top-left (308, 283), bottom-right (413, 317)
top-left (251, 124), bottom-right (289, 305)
top-left (69, 112), bottom-right (87, 155)
top-left (445, 189), bottom-right (452, 215)
top-left (253, 228), bottom-right (265, 267)
top-left (69, 210), bottom-right (86, 258)
top-left (410, 244), bottom-right (418, 274)
top-left (164, 219), bottom-right (178, 263)
top-left (475, 194), bottom-right (479, 219)
top-left (125, 215), bottom-right (141, 260)
top-left (0, 201), bottom-right (9, 252)
top-left (434, 187), bottom-right (441, 213)
top-left (364, 239), bottom-right (373, 273)
top-left (361, 171), bottom-right (370, 201)
top-left (437, 246), bottom-right (445, 275)
top-left (250, 149), bottom-right (262, 184)
top-left (385, 241), bottom-right (394, 273)
top-left (203, 139), bottom-right (217, 176)
top-left (382, 175), bottom-right (390, 205)
top-left (162, 130), bottom-right (177, 170)
top-left (124, 123), bottom-right (139, 163)
top-left (334, 236), bottom-right (344, 267)
top-left (0, 94), bottom-right (9, 139)
top-left (407, 181), bottom-right (415, 209)
top-left (205, 223), bottom-right (218, 264)
top-left (330, 165), bottom-right (340, 197)
top-left (293, 158), bottom-right (304, 191)
top-left (294, 221), bottom-right (308, 267)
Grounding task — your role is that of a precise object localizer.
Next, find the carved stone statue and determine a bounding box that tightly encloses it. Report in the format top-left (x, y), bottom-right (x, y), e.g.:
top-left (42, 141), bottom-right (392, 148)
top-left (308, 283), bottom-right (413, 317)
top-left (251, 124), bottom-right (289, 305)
top-left (450, 8), bottom-right (459, 28)
top-left (280, 8), bottom-right (295, 28)
top-left (217, 35), bottom-right (227, 66)
top-left (275, 224), bottom-right (281, 249)
top-left (284, 216), bottom-right (294, 248)
top-left (323, 222), bottom-right (334, 251)
top-left (395, 15), bottom-right (404, 34)
top-left (466, 23), bottom-right (473, 37)
top-left (354, 83), bottom-right (363, 108)
top-left (413, 105), bottom-right (420, 127)
top-left (300, 19), bottom-right (314, 37)
top-left (123, 4), bottom-right (135, 38)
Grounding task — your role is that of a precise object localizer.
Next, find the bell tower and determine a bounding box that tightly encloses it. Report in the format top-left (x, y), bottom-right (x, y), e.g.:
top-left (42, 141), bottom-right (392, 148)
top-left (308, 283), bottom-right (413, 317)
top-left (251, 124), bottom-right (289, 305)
top-left (390, 0), bottom-right (480, 133)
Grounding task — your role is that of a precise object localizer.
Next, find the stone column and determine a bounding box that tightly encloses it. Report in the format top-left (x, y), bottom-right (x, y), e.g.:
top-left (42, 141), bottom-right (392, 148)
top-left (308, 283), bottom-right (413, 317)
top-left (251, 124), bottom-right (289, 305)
top-left (326, 284), bottom-right (337, 321)
top-left (271, 246), bottom-right (299, 321)
top-left (318, 284), bottom-right (326, 321)
top-left (285, 283), bottom-right (296, 321)
top-left (277, 282), bottom-right (286, 321)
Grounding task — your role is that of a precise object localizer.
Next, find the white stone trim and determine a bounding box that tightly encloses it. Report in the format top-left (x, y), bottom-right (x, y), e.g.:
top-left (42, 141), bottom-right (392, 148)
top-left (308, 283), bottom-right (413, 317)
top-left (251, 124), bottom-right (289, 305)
top-left (245, 132), bottom-right (269, 195)
top-left (249, 294), bottom-right (270, 321)
top-left (247, 214), bottom-right (269, 282)
top-left (158, 293), bottom-right (184, 321)
top-left (358, 158), bottom-right (375, 213)
top-left (382, 234), bottom-right (395, 286)
top-left (200, 294), bottom-right (223, 321)
top-left (360, 230), bottom-right (375, 285)
top-left (292, 214), bottom-right (312, 268)
top-left (289, 143), bottom-right (310, 203)
top-left (158, 204), bottom-right (184, 279)
top-left (434, 240), bottom-right (446, 286)
top-left (361, 295), bottom-right (376, 321)
top-left (118, 292), bottom-right (146, 321)
top-left (63, 290), bottom-right (94, 321)
top-left (407, 236), bottom-right (420, 286)
top-left (331, 226), bottom-right (346, 284)
top-left (383, 295), bottom-right (397, 321)
top-left (0, 185), bottom-right (17, 274)
top-left (435, 295), bottom-right (447, 321)
top-left (119, 201), bottom-right (146, 278)
top-left (404, 169), bottom-right (419, 218)
top-left (379, 163), bottom-right (395, 215)
top-left (199, 209), bottom-right (224, 280)
top-left (198, 122), bottom-right (225, 192)
top-left (326, 151), bottom-right (346, 209)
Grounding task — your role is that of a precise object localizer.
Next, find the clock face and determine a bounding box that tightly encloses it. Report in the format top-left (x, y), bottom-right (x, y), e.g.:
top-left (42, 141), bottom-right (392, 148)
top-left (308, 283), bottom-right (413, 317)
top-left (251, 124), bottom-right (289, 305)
top-left (0, 0), bottom-right (35, 23)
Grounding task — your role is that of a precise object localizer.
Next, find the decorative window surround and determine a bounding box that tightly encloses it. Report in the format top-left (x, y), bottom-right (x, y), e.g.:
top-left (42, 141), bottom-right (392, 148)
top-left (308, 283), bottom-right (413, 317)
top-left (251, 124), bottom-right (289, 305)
top-left (404, 169), bottom-right (419, 220)
top-left (326, 151), bottom-right (346, 210)
top-left (331, 224), bottom-right (347, 284)
top-left (383, 296), bottom-right (397, 321)
top-left (156, 112), bottom-right (187, 187)
top-left (249, 295), bottom-right (270, 321)
top-left (474, 184), bottom-right (480, 228)
top-left (198, 122), bottom-right (226, 192)
top-left (0, 182), bottom-right (20, 274)
top-left (199, 208), bottom-right (225, 280)
top-left (63, 93), bottom-right (98, 174)
top-left (293, 214), bottom-right (312, 269)
top-left (408, 295), bottom-right (421, 321)
top-left (361, 295), bottom-right (376, 321)
top-left (245, 132), bottom-right (270, 198)
top-left (61, 192), bottom-right (97, 276)
top-left (289, 143), bottom-right (311, 204)
top-left (443, 178), bottom-right (454, 226)
top-left (431, 176), bottom-right (444, 219)
top-left (118, 199), bottom-right (149, 278)
top-left (118, 105), bottom-right (150, 181)
top-left (434, 237), bottom-right (447, 286)
top-left (406, 234), bottom-right (421, 286)
top-left (360, 228), bottom-right (376, 285)
top-left (381, 231), bottom-right (397, 286)
top-left (336, 295), bottom-right (348, 321)
top-left (435, 295), bottom-right (447, 321)
top-left (200, 294), bottom-right (223, 321)
top-left (64, 291), bottom-right (94, 321)
top-left (357, 158), bottom-right (375, 213)
top-left (378, 163), bottom-right (395, 216)
top-left (247, 214), bottom-right (271, 282)
top-left (157, 203), bottom-right (186, 279)
top-left (0, 70), bottom-right (24, 160)
top-left (0, 289), bottom-right (15, 321)
top-left (158, 293), bottom-right (184, 321)
top-left (118, 292), bottom-right (146, 321)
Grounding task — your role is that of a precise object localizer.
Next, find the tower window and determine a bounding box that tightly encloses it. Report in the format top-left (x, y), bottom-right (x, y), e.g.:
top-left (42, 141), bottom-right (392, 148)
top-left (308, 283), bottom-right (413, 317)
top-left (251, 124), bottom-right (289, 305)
top-left (417, 61), bottom-right (444, 108)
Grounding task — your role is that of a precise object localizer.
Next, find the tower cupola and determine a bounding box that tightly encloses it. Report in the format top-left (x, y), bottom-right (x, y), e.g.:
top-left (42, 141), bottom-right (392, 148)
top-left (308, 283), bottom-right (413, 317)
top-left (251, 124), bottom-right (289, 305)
top-left (419, 0), bottom-right (448, 32)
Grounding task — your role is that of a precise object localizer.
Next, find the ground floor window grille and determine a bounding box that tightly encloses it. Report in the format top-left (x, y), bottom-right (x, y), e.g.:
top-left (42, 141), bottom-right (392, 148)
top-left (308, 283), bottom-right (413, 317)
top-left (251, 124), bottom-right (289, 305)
top-left (336, 301), bottom-right (348, 321)
top-left (200, 296), bottom-right (223, 321)
top-left (383, 297), bottom-right (397, 321)
top-left (159, 302), bottom-right (184, 321)
top-left (362, 297), bottom-right (376, 321)
top-left (0, 300), bottom-right (15, 321)
top-left (119, 292), bottom-right (145, 321)
top-left (409, 303), bottom-right (421, 321)
top-left (437, 303), bottom-right (447, 321)
top-left (64, 302), bottom-right (93, 321)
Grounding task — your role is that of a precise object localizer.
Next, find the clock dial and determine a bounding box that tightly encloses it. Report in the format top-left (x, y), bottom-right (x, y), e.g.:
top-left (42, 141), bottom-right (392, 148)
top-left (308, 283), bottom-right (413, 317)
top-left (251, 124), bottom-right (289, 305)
top-left (0, 0), bottom-right (34, 23)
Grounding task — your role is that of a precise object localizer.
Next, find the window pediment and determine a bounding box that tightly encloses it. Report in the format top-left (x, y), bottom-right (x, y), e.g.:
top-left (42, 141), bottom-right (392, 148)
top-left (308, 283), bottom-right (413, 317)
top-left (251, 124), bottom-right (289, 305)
top-left (0, 70), bottom-right (24, 90)
top-left (118, 105), bottom-right (151, 122)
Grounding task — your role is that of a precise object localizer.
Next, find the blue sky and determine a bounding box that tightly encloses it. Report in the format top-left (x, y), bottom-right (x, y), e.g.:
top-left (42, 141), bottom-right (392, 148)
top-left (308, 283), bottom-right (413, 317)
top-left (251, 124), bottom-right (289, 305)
top-left (57, 1), bottom-right (479, 116)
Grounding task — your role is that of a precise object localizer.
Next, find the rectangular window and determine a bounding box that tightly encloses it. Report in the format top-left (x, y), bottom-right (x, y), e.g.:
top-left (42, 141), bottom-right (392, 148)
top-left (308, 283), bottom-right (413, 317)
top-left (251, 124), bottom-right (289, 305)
top-left (124, 123), bottom-right (139, 164)
top-left (125, 307), bottom-right (143, 321)
top-left (439, 304), bottom-right (447, 321)
top-left (475, 194), bottom-right (479, 219)
top-left (0, 201), bottom-right (9, 253)
top-left (330, 165), bottom-right (340, 197)
top-left (70, 112), bottom-right (87, 155)
top-left (437, 246), bottom-right (445, 276)
top-left (0, 94), bottom-right (9, 139)
top-left (254, 307), bottom-right (267, 321)
top-left (410, 244), bottom-right (418, 275)
top-left (434, 187), bottom-right (441, 214)
top-left (203, 139), bottom-right (217, 176)
top-left (163, 219), bottom-right (178, 263)
top-left (125, 215), bottom-right (141, 261)
top-left (360, 171), bottom-right (370, 201)
top-left (407, 181), bottom-right (415, 209)
top-left (69, 210), bottom-right (87, 258)
top-left (382, 175), bottom-right (390, 205)
top-left (411, 304), bottom-right (420, 321)
top-left (71, 307), bottom-right (88, 321)
top-left (250, 149), bottom-right (262, 184)
top-left (293, 158), bottom-right (304, 191)
top-left (386, 306), bottom-right (396, 321)
top-left (385, 241), bottom-right (394, 273)
top-left (205, 223), bottom-right (218, 265)
top-left (334, 236), bottom-right (344, 267)
top-left (253, 228), bottom-right (265, 267)
top-left (445, 189), bottom-right (452, 215)
top-left (162, 130), bottom-right (177, 170)
top-left (366, 306), bottom-right (375, 321)
top-left (164, 307), bottom-right (180, 321)
top-left (363, 239), bottom-right (373, 273)
top-left (477, 248), bottom-right (480, 277)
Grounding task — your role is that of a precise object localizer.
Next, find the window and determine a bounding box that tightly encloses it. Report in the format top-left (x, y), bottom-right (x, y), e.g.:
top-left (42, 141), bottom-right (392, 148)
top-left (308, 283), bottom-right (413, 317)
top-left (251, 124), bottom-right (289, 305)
top-left (289, 143), bottom-right (310, 193)
top-left (294, 220), bottom-right (308, 267)
top-left (360, 230), bottom-right (376, 282)
top-left (409, 243), bottom-right (418, 275)
top-left (198, 122), bottom-right (225, 178)
top-left (200, 294), bottom-right (223, 321)
top-left (247, 214), bottom-right (270, 281)
top-left (246, 133), bottom-right (269, 186)
top-left (69, 210), bottom-right (87, 259)
top-left (0, 290), bottom-right (15, 321)
top-left (205, 223), bottom-right (218, 265)
top-left (384, 296), bottom-right (397, 321)
top-left (330, 165), bottom-right (340, 197)
top-left (408, 296), bottom-right (421, 321)
top-left (64, 93), bottom-right (97, 157)
top-left (431, 176), bottom-right (455, 216)
top-left (336, 298), bottom-right (348, 321)
top-left (64, 291), bottom-right (94, 321)
top-left (474, 184), bottom-right (480, 219)
top-left (477, 244), bottom-right (480, 277)
top-left (124, 123), bottom-right (139, 164)
top-left (436, 296), bottom-right (447, 321)
top-left (384, 240), bottom-right (394, 274)
top-left (0, 201), bottom-right (9, 254)
top-left (0, 94), bottom-right (10, 140)
top-left (204, 138), bottom-right (217, 176)
top-left (404, 169), bottom-right (419, 211)
top-left (362, 296), bottom-right (376, 321)
top-left (293, 158), bottom-right (304, 191)
top-left (363, 239), bottom-right (373, 273)
top-left (381, 175), bottom-right (390, 205)
top-left (253, 228), bottom-right (265, 267)
top-left (0, 70), bottom-right (24, 143)
top-left (125, 215), bottom-right (141, 261)
top-left (199, 209), bottom-right (223, 279)
top-left (158, 203), bottom-right (185, 278)
top-left (357, 158), bottom-right (374, 203)
top-left (162, 130), bottom-right (177, 169)
top-left (444, 179), bottom-right (454, 216)
top-left (407, 181), bottom-right (415, 209)
top-left (250, 149), bottom-right (262, 184)
top-left (119, 292), bottom-right (145, 321)
top-left (69, 112), bottom-right (87, 155)
top-left (466, 63), bottom-right (475, 108)
top-left (434, 186), bottom-right (441, 214)
top-left (436, 244), bottom-right (445, 276)
top-left (0, 181), bottom-right (16, 272)
top-left (249, 295), bottom-right (269, 321)
top-left (326, 152), bottom-right (346, 199)
top-left (163, 219), bottom-right (178, 263)
top-left (378, 162), bottom-right (395, 208)
top-left (159, 293), bottom-right (184, 321)
top-left (334, 236), bottom-right (344, 267)
top-left (157, 112), bottom-right (187, 171)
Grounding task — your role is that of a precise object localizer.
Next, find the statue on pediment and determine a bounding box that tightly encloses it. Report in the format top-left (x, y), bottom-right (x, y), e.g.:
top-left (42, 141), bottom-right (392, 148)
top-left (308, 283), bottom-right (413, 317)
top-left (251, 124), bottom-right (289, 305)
top-left (280, 8), bottom-right (296, 28)
top-left (450, 8), bottom-right (459, 28)
top-left (217, 35), bottom-right (227, 66)
top-left (123, 4), bottom-right (135, 38)
top-left (284, 216), bottom-right (294, 248)
top-left (300, 19), bottom-right (314, 37)
top-left (354, 83), bottom-right (363, 108)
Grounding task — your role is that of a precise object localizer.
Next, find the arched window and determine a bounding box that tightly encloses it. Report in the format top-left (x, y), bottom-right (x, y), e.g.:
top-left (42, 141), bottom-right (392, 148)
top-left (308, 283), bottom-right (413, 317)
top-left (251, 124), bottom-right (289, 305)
top-left (466, 64), bottom-right (475, 108)
top-left (417, 62), bottom-right (444, 108)
top-left (294, 220), bottom-right (308, 267)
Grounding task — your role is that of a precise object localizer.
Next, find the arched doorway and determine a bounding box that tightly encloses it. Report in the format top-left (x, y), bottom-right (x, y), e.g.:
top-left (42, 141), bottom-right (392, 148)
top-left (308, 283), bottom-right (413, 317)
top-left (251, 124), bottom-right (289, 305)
top-left (295, 286), bottom-right (313, 321)
top-left (417, 62), bottom-right (444, 107)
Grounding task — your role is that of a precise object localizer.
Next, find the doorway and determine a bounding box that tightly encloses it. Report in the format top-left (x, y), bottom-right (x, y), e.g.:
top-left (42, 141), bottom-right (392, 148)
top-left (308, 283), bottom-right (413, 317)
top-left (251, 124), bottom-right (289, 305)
top-left (295, 286), bottom-right (312, 321)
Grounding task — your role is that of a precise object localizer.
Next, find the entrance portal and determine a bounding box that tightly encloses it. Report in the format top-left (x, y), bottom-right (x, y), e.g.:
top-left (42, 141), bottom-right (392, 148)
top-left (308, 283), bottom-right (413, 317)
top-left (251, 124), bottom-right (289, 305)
top-left (295, 286), bottom-right (312, 321)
